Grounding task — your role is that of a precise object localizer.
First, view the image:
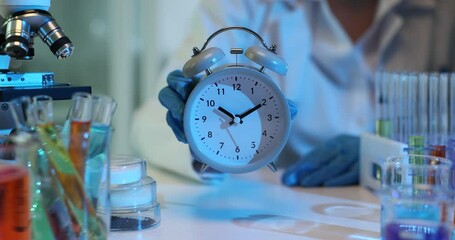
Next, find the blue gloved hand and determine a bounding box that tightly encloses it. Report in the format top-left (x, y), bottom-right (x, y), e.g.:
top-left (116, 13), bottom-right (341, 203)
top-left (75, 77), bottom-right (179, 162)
top-left (281, 135), bottom-right (360, 187)
top-left (158, 70), bottom-right (198, 143)
top-left (158, 70), bottom-right (298, 143)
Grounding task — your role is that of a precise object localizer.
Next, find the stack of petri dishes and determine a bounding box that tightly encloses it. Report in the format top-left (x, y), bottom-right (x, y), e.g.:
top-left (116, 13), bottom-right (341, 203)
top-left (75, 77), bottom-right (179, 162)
top-left (109, 155), bottom-right (161, 231)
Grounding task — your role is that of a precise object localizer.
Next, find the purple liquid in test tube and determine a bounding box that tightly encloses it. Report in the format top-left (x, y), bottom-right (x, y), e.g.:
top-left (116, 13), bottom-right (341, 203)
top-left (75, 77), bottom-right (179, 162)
top-left (385, 221), bottom-right (449, 240)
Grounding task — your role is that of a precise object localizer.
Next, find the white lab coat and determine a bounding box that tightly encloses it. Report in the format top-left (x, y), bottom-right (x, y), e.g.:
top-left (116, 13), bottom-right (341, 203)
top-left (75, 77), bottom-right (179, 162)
top-left (131, 0), bottom-right (455, 182)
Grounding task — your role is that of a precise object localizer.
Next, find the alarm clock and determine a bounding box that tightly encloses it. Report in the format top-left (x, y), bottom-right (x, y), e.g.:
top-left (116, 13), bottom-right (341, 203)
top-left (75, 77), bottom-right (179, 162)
top-left (182, 26), bottom-right (291, 174)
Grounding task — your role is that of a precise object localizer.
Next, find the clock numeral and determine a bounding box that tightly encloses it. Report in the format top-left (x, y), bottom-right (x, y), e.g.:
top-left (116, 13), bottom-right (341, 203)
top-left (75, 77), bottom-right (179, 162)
top-left (262, 130), bottom-right (267, 137)
top-left (235, 146), bottom-right (240, 153)
top-left (219, 142), bottom-right (224, 149)
top-left (251, 87), bottom-right (254, 95)
top-left (208, 131), bottom-right (213, 138)
top-left (217, 88), bottom-right (225, 95)
top-left (206, 100), bottom-right (215, 107)
top-left (233, 83), bottom-right (241, 91)
top-left (261, 99), bottom-right (267, 106)
top-left (202, 116), bottom-right (207, 122)
top-left (251, 141), bottom-right (256, 148)
top-left (267, 114), bottom-right (272, 121)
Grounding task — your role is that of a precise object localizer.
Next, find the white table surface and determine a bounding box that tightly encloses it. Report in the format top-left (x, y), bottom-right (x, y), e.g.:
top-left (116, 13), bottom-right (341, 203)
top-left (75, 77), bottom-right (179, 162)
top-left (109, 167), bottom-right (381, 240)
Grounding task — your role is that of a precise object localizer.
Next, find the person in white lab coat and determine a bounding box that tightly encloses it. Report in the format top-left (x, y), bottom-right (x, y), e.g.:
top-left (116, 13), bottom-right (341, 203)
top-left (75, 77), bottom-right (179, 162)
top-left (131, 0), bottom-right (455, 186)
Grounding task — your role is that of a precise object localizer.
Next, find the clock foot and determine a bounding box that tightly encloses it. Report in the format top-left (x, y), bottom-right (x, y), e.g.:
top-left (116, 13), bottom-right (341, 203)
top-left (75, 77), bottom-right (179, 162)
top-left (267, 162), bottom-right (277, 173)
top-left (198, 163), bottom-right (210, 175)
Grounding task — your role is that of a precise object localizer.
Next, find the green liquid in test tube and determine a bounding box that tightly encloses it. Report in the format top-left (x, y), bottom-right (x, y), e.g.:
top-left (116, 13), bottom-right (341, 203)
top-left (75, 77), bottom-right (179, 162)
top-left (409, 135), bottom-right (425, 163)
top-left (408, 135), bottom-right (425, 184)
top-left (375, 72), bottom-right (392, 138)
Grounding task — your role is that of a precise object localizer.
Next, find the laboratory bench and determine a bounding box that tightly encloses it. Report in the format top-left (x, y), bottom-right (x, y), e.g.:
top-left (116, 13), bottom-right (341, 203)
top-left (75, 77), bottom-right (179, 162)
top-left (109, 167), bottom-right (381, 240)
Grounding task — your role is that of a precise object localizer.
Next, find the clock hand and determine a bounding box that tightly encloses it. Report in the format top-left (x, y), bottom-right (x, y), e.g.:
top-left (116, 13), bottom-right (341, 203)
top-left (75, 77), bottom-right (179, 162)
top-left (218, 106), bottom-right (242, 126)
top-left (218, 106), bottom-right (235, 119)
top-left (239, 104), bottom-right (262, 119)
top-left (225, 124), bottom-right (239, 147)
top-left (229, 103), bottom-right (262, 125)
top-left (219, 117), bottom-right (239, 147)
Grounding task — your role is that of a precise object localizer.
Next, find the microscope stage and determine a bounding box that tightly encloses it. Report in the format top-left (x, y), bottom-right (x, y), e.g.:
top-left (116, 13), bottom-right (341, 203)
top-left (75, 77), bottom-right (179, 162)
top-left (0, 83), bottom-right (91, 101)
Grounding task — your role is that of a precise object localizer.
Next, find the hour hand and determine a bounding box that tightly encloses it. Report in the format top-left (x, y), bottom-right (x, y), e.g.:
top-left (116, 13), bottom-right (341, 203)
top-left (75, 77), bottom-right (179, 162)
top-left (218, 106), bottom-right (235, 119)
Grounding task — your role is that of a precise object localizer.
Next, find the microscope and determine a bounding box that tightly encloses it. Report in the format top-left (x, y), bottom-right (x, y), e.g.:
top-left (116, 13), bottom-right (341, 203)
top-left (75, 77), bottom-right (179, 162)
top-left (0, 0), bottom-right (90, 134)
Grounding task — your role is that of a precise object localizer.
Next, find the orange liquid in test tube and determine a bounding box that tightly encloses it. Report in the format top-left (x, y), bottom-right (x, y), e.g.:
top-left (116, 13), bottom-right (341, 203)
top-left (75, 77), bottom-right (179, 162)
top-left (69, 121), bottom-right (91, 177)
top-left (0, 165), bottom-right (30, 240)
top-left (431, 145), bottom-right (446, 158)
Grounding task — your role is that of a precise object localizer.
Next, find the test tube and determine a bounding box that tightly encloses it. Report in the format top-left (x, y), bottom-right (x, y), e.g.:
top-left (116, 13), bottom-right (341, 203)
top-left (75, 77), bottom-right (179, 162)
top-left (449, 73), bottom-right (455, 191)
top-left (68, 92), bottom-right (92, 177)
top-left (407, 73), bottom-right (418, 138)
top-left (91, 95), bottom-right (117, 126)
top-left (405, 72), bottom-right (425, 170)
top-left (32, 95), bottom-right (53, 125)
top-left (429, 73), bottom-right (438, 147)
top-left (429, 73), bottom-right (449, 157)
top-left (9, 96), bottom-right (34, 132)
top-left (417, 73), bottom-right (429, 143)
top-left (391, 72), bottom-right (401, 142)
top-left (398, 72), bottom-right (409, 143)
top-left (86, 95), bottom-right (117, 230)
top-left (449, 73), bottom-right (455, 161)
top-left (438, 73), bottom-right (449, 157)
top-left (375, 71), bottom-right (392, 138)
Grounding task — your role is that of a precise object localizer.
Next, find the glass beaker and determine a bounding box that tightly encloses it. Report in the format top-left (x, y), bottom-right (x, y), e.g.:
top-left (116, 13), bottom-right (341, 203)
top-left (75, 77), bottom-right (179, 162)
top-left (380, 155), bottom-right (454, 240)
top-left (10, 95), bottom-right (107, 240)
top-left (0, 134), bottom-right (33, 240)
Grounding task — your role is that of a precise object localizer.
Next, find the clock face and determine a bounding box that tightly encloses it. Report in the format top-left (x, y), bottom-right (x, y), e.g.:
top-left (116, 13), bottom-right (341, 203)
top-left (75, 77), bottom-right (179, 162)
top-left (184, 67), bottom-right (291, 173)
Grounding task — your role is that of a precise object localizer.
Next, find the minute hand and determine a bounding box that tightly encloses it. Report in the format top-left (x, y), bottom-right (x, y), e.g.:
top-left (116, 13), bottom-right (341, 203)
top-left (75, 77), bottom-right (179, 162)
top-left (230, 104), bottom-right (262, 125)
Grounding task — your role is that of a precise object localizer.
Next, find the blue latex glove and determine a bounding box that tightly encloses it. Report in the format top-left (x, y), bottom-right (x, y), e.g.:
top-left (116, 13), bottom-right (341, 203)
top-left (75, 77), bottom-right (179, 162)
top-left (281, 135), bottom-right (360, 187)
top-left (158, 70), bottom-right (197, 143)
top-left (158, 70), bottom-right (298, 143)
